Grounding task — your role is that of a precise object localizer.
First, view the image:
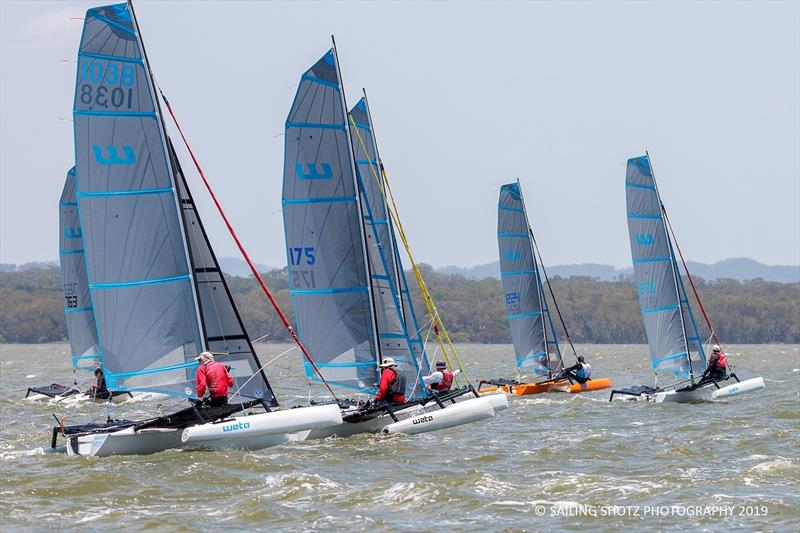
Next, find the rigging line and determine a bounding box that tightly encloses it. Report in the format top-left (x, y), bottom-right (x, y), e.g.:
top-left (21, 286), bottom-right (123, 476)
top-left (157, 89), bottom-right (339, 403)
top-left (229, 346), bottom-right (297, 403)
top-left (346, 116), bottom-right (470, 386)
top-left (527, 227), bottom-right (578, 360)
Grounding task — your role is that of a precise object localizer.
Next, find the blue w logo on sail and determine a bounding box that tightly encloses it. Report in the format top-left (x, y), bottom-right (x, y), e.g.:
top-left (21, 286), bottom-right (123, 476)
top-left (638, 281), bottom-right (656, 297)
top-left (504, 250), bottom-right (521, 260)
top-left (296, 163), bottom-right (333, 180)
top-left (92, 145), bottom-right (136, 165)
top-left (636, 233), bottom-right (654, 245)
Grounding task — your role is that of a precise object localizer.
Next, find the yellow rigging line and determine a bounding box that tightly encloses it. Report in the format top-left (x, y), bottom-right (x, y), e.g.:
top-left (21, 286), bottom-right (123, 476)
top-left (348, 116), bottom-right (470, 385)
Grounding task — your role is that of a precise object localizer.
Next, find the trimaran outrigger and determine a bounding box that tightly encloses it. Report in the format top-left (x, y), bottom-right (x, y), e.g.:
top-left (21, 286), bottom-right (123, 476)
top-left (281, 42), bottom-right (508, 437)
top-left (479, 181), bottom-right (612, 396)
top-left (45, 1), bottom-right (343, 456)
top-left (609, 153), bottom-right (765, 403)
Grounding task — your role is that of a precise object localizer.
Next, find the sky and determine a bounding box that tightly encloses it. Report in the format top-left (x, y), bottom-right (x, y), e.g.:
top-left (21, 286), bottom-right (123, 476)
top-left (1, 0), bottom-right (798, 270)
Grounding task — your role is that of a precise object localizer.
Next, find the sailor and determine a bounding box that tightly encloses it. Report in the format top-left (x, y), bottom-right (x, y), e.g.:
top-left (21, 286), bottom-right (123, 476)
top-left (88, 368), bottom-right (110, 399)
top-left (195, 352), bottom-right (234, 407)
top-left (559, 356), bottom-right (592, 384)
top-left (701, 344), bottom-right (728, 381)
top-left (372, 357), bottom-right (406, 405)
top-left (423, 361), bottom-right (460, 393)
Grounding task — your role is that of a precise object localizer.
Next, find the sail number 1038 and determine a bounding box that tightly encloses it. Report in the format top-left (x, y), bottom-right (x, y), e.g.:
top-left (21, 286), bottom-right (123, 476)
top-left (79, 61), bottom-right (136, 109)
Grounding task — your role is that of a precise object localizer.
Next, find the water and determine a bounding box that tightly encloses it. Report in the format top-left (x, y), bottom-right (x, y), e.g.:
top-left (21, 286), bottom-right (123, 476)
top-left (1, 343), bottom-right (798, 532)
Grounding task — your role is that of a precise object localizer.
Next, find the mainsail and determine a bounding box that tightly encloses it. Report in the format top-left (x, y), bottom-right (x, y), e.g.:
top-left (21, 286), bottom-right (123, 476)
top-left (73, 2), bottom-right (271, 400)
top-left (170, 140), bottom-right (276, 405)
top-left (497, 182), bottom-right (563, 377)
top-left (348, 97), bottom-right (426, 397)
top-left (625, 155), bottom-right (706, 378)
top-left (60, 167), bottom-right (101, 370)
top-left (282, 50), bottom-right (380, 393)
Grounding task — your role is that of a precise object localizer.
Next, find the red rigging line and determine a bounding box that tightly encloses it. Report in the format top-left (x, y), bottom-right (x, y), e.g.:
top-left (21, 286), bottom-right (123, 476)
top-left (158, 90), bottom-right (339, 402)
top-left (662, 206), bottom-right (719, 349)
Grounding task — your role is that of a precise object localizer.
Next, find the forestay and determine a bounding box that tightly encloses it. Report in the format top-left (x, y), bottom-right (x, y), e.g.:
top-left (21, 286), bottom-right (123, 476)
top-left (497, 182), bottom-right (562, 377)
top-left (625, 155), bottom-right (706, 377)
top-left (60, 167), bottom-right (100, 370)
top-left (349, 97), bottom-right (425, 398)
top-left (170, 140), bottom-right (276, 405)
top-left (73, 3), bottom-right (203, 396)
top-left (282, 50), bottom-right (379, 393)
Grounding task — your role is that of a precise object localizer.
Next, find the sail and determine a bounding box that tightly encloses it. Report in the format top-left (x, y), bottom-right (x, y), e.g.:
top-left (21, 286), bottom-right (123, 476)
top-left (169, 140), bottom-right (277, 406)
top-left (73, 3), bottom-right (204, 397)
top-left (349, 98), bottom-right (425, 398)
top-left (498, 182), bottom-right (560, 377)
top-left (59, 167), bottom-right (101, 370)
top-left (282, 50), bottom-right (379, 393)
top-left (625, 155), bottom-right (694, 376)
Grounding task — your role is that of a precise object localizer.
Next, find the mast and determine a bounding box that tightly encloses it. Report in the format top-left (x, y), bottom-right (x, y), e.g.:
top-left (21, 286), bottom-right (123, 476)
top-left (646, 151), bottom-right (694, 384)
top-left (515, 179), bottom-right (552, 376)
top-left (127, 0), bottom-right (207, 350)
top-left (332, 36), bottom-right (383, 367)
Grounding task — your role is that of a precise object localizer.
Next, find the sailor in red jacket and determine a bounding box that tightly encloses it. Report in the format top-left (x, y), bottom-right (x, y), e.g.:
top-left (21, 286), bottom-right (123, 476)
top-left (701, 344), bottom-right (728, 382)
top-left (423, 361), bottom-right (459, 393)
top-left (372, 358), bottom-right (406, 405)
top-left (195, 352), bottom-right (234, 406)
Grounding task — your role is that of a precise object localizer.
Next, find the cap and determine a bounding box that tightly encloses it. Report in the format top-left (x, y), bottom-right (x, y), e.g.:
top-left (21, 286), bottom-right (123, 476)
top-left (435, 361), bottom-right (447, 369)
top-left (195, 351), bottom-right (214, 363)
top-left (378, 357), bottom-right (397, 368)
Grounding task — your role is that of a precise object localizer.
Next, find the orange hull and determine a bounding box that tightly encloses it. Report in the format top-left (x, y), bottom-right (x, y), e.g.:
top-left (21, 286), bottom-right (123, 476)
top-left (569, 377), bottom-right (613, 393)
top-left (479, 377), bottom-right (613, 396)
top-left (479, 380), bottom-right (570, 396)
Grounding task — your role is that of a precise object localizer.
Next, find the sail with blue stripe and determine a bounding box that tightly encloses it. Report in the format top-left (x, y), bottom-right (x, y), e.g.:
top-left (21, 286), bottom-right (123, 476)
top-left (59, 167), bottom-right (101, 370)
top-left (497, 182), bottom-right (563, 377)
top-left (282, 50), bottom-right (380, 393)
top-left (349, 96), bottom-right (427, 399)
top-left (625, 155), bottom-right (706, 377)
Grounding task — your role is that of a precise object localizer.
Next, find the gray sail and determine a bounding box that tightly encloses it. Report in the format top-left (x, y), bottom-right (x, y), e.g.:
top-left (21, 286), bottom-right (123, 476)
top-left (59, 167), bottom-right (100, 370)
top-left (169, 141), bottom-right (276, 405)
top-left (497, 182), bottom-right (560, 377)
top-left (349, 98), bottom-right (425, 398)
top-left (625, 155), bottom-right (694, 376)
top-left (73, 3), bottom-right (203, 397)
top-left (282, 50), bottom-right (379, 393)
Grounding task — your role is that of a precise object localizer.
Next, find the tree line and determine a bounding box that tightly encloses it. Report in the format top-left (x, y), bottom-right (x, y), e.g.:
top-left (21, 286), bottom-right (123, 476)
top-left (1, 266), bottom-right (797, 344)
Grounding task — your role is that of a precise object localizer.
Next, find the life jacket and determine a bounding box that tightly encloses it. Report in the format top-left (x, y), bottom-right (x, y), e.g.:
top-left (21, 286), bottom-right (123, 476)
top-left (575, 362), bottom-right (592, 380)
top-left (709, 352), bottom-right (727, 369)
top-left (388, 368), bottom-right (407, 395)
top-left (431, 370), bottom-right (454, 391)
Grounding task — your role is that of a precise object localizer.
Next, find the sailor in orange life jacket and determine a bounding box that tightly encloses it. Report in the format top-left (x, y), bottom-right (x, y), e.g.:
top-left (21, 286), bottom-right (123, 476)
top-left (423, 361), bottom-right (460, 393)
top-left (194, 351), bottom-right (234, 407)
top-left (371, 358), bottom-right (406, 406)
top-left (701, 344), bottom-right (728, 381)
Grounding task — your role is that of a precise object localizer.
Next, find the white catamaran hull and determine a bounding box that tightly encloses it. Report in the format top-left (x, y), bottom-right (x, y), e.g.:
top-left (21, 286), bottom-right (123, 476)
top-left (294, 393), bottom-right (508, 441)
top-left (65, 404), bottom-right (343, 457)
top-left (614, 377), bottom-right (766, 403)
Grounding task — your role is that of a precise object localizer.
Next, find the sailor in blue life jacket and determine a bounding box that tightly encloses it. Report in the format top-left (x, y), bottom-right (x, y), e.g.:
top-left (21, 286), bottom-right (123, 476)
top-left (559, 356), bottom-right (592, 384)
top-left (423, 361), bottom-right (460, 393)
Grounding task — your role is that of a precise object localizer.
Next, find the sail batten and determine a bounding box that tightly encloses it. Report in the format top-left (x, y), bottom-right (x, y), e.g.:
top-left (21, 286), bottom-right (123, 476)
top-left (625, 155), bottom-right (706, 378)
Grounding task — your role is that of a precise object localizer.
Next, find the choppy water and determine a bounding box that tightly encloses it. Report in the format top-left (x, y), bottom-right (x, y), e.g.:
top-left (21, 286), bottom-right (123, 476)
top-left (0, 343), bottom-right (798, 532)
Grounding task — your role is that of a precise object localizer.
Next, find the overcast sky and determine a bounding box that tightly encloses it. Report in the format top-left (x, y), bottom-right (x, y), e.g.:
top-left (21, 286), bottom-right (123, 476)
top-left (1, 0), bottom-right (798, 269)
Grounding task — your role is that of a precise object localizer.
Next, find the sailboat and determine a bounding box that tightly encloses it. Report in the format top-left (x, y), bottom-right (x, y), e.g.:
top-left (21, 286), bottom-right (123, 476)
top-left (609, 153), bottom-right (765, 402)
top-left (47, 1), bottom-right (341, 456)
top-left (282, 42), bottom-right (506, 438)
top-left (25, 167), bottom-right (131, 404)
top-left (479, 181), bottom-right (612, 396)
